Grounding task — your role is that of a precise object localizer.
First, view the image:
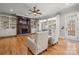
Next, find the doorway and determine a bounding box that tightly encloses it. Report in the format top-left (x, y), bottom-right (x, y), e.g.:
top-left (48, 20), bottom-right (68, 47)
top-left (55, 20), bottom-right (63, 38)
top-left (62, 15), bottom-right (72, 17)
top-left (65, 13), bottom-right (79, 41)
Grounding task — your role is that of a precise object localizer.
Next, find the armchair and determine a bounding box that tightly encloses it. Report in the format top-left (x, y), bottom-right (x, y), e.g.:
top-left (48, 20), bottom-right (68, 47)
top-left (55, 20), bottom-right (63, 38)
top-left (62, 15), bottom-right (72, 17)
top-left (27, 31), bottom-right (48, 55)
top-left (49, 29), bottom-right (59, 45)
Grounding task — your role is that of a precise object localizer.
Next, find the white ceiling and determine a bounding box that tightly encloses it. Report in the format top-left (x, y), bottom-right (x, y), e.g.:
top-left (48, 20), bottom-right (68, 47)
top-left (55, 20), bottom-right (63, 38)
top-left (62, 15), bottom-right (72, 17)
top-left (0, 3), bottom-right (78, 19)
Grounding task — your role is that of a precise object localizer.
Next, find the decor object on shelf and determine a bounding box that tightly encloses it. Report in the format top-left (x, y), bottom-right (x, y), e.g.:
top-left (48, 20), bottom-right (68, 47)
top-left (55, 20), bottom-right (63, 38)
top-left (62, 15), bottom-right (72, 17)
top-left (61, 26), bottom-right (64, 30)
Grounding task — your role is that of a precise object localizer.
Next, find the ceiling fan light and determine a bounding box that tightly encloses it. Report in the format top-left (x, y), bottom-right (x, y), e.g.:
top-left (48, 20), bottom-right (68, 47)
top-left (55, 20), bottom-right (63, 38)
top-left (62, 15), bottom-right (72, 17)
top-left (33, 12), bottom-right (37, 15)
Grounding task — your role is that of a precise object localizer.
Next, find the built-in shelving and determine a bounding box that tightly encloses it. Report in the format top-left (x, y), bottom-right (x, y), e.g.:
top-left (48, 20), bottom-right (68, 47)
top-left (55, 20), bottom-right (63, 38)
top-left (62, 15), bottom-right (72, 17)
top-left (17, 16), bottom-right (31, 34)
top-left (31, 19), bottom-right (39, 33)
top-left (0, 16), bottom-right (17, 37)
top-left (0, 14), bottom-right (32, 37)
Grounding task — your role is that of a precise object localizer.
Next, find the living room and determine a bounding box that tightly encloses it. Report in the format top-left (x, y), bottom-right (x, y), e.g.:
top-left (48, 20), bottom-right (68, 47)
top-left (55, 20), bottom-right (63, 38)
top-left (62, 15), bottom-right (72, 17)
top-left (0, 3), bottom-right (79, 55)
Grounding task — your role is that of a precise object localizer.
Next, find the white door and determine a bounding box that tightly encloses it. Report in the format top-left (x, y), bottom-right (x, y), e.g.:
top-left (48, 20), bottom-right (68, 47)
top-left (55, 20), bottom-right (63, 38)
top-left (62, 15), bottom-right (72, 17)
top-left (65, 14), bottom-right (78, 40)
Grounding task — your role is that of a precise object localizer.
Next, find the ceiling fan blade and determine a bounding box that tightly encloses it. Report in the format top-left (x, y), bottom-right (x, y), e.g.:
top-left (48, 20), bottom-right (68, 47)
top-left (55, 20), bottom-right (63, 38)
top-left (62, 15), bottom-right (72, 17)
top-left (29, 9), bottom-right (32, 11)
top-left (33, 6), bottom-right (36, 9)
top-left (37, 12), bottom-right (42, 15)
top-left (28, 13), bottom-right (32, 14)
top-left (37, 9), bottom-right (40, 11)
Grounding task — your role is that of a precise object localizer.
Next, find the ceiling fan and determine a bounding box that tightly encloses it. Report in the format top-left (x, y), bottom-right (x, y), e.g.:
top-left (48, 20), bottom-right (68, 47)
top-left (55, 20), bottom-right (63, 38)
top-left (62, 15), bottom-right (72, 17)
top-left (28, 6), bottom-right (42, 16)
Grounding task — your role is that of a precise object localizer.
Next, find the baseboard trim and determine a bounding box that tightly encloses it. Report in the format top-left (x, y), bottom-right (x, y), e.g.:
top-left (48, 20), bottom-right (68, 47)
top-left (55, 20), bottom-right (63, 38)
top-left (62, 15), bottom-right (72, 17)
top-left (59, 36), bottom-right (65, 39)
top-left (0, 35), bottom-right (17, 39)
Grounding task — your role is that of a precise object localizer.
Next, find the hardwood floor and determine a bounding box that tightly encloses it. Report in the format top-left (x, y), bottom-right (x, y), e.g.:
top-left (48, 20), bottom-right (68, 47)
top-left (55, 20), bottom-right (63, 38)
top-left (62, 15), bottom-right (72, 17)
top-left (44, 39), bottom-right (79, 55)
top-left (0, 35), bottom-right (79, 55)
top-left (0, 35), bottom-right (28, 55)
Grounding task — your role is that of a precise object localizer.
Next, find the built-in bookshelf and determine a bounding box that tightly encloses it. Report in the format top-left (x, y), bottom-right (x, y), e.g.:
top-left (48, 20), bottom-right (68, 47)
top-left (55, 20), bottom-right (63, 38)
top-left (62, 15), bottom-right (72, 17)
top-left (0, 14), bottom-right (32, 37)
top-left (48, 19), bottom-right (56, 29)
top-left (31, 19), bottom-right (39, 33)
top-left (0, 16), bottom-right (17, 37)
top-left (17, 16), bottom-right (31, 34)
top-left (0, 16), bottom-right (9, 29)
top-left (9, 17), bottom-right (17, 29)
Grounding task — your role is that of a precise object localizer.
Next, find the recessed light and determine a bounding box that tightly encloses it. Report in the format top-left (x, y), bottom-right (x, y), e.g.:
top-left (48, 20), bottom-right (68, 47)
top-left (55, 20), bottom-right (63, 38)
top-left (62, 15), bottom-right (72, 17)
top-left (10, 9), bottom-right (14, 12)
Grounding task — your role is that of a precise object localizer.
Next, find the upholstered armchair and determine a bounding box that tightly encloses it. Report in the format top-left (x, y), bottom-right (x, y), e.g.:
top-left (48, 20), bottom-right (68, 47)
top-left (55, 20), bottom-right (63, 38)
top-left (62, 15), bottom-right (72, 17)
top-left (27, 31), bottom-right (48, 55)
top-left (49, 29), bottom-right (59, 45)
